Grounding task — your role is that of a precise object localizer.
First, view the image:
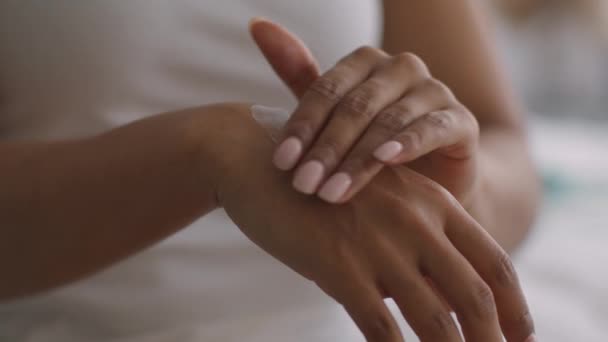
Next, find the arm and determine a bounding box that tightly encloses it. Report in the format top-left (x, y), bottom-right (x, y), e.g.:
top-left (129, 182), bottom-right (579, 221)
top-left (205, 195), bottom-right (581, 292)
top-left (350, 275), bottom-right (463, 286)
top-left (0, 104), bottom-right (241, 300)
top-left (220, 104), bottom-right (535, 341)
top-left (382, 0), bottom-right (541, 251)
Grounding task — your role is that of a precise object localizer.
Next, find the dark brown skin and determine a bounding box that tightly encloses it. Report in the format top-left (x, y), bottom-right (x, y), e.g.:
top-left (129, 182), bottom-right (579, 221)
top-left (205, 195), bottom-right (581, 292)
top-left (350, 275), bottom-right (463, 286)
top-left (219, 105), bottom-right (533, 342)
top-left (0, 106), bottom-right (225, 299)
top-left (255, 0), bottom-right (540, 253)
top-left (0, 103), bottom-right (534, 342)
top-left (249, 1), bottom-right (540, 340)
top-left (0, 1), bottom-right (538, 341)
top-left (381, 0), bottom-right (540, 252)
top-left (254, 22), bottom-right (480, 206)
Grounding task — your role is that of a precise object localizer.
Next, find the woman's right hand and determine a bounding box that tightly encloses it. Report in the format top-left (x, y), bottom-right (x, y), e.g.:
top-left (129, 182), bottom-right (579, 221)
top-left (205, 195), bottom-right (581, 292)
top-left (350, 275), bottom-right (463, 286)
top-left (212, 104), bottom-right (535, 342)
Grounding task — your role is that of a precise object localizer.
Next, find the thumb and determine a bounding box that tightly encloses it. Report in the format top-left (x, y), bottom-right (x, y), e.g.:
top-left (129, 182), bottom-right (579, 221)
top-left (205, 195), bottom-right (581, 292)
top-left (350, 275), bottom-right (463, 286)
top-left (249, 17), bottom-right (320, 99)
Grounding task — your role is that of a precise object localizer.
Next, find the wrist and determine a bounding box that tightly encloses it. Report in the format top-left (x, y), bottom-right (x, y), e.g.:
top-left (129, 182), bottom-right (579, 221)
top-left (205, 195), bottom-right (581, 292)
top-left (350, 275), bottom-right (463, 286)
top-left (187, 103), bottom-right (267, 207)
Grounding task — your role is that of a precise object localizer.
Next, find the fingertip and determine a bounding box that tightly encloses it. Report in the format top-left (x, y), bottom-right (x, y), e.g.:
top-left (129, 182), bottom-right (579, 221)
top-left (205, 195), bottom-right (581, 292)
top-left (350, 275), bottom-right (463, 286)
top-left (248, 16), bottom-right (280, 42)
top-left (373, 141), bottom-right (403, 163)
top-left (292, 160), bottom-right (324, 194)
top-left (525, 334), bottom-right (538, 342)
top-left (318, 172), bottom-right (352, 203)
top-left (248, 16), bottom-right (271, 31)
top-left (272, 136), bottom-right (303, 170)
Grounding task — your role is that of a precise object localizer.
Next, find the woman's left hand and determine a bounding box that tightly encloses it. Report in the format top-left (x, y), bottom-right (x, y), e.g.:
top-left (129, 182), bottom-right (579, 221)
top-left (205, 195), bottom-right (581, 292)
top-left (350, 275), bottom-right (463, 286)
top-left (251, 19), bottom-right (480, 204)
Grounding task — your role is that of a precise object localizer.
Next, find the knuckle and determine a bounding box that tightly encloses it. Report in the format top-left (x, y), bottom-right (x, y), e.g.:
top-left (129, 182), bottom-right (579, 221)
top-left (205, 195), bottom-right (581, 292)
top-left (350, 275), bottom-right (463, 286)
top-left (440, 190), bottom-right (461, 210)
top-left (309, 76), bottom-right (344, 102)
top-left (493, 251), bottom-right (519, 287)
top-left (426, 78), bottom-right (455, 99)
top-left (397, 168), bottom-right (459, 210)
top-left (338, 86), bottom-right (378, 121)
top-left (506, 309), bottom-right (536, 338)
top-left (419, 176), bottom-right (457, 206)
top-left (401, 130), bottom-right (422, 151)
top-left (286, 119), bottom-right (315, 142)
top-left (309, 139), bottom-right (341, 166)
top-left (392, 199), bottom-right (431, 224)
top-left (391, 200), bottom-right (443, 238)
top-left (363, 311), bottom-right (399, 341)
top-left (460, 107), bottom-right (480, 136)
top-left (402, 204), bottom-right (432, 229)
top-left (467, 282), bottom-right (497, 320)
top-left (353, 45), bottom-right (385, 60)
top-left (339, 155), bottom-right (368, 175)
top-left (421, 311), bottom-right (457, 339)
top-left (414, 217), bottom-right (446, 244)
top-left (394, 52), bottom-right (429, 75)
top-left (469, 112), bottom-right (481, 136)
top-left (424, 110), bottom-right (452, 131)
top-left (376, 106), bottom-right (412, 132)
top-left (426, 77), bottom-right (445, 89)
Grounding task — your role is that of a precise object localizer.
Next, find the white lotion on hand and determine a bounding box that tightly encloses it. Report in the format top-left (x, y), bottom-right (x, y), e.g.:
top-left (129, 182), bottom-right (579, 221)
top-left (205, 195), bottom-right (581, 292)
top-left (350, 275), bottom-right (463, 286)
top-left (250, 105), bottom-right (290, 142)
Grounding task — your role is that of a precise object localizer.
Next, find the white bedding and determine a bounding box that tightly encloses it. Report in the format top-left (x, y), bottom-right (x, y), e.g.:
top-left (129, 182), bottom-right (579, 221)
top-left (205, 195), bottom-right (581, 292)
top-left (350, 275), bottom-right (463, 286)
top-left (515, 118), bottom-right (608, 341)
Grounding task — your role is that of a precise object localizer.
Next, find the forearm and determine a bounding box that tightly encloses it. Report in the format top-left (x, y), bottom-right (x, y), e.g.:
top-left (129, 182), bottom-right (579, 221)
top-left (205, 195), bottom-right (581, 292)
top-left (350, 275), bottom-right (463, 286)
top-left (467, 128), bottom-right (541, 253)
top-left (0, 105), bottom-right (234, 300)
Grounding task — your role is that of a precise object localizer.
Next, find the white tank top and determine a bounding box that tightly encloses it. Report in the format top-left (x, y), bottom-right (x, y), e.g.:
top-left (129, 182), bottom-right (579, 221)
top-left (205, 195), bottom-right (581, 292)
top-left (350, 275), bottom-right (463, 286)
top-left (0, 1), bottom-right (420, 342)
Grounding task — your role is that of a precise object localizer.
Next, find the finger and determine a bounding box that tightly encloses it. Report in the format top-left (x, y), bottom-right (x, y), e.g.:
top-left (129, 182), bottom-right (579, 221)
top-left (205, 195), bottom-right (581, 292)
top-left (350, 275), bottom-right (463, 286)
top-left (272, 46), bottom-right (385, 172)
top-left (447, 208), bottom-right (536, 342)
top-left (249, 17), bottom-right (320, 98)
top-left (318, 154), bottom-right (381, 203)
top-left (421, 236), bottom-right (503, 342)
top-left (374, 109), bottom-right (472, 166)
top-left (317, 78), bottom-right (448, 203)
top-left (424, 277), bottom-right (453, 312)
top-left (371, 80), bottom-right (473, 164)
top-left (381, 255), bottom-right (462, 341)
top-left (296, 53), bottom-right (430, 196)
top-left (325, 279), bottom-right (403, 342)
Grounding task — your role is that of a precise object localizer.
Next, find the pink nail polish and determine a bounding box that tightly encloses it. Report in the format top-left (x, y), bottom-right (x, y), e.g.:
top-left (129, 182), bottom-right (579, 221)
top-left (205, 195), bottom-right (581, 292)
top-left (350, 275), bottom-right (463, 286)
top-left (273, 137), bottom-right (302, 170)
top-left (373, 141), bottom-right (403, 162)
top-left (318, 173), bottom-right (352, 203)
top-left (293, 161), bottom-right (324, 194)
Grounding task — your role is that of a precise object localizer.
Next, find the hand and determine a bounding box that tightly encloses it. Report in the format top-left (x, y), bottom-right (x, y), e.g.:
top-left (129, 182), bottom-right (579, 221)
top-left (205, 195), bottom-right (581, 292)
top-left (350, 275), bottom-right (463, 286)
top-left (212, 104), bottom-right (535, 342)
top-left (250, 19), bottom-right (479, 204)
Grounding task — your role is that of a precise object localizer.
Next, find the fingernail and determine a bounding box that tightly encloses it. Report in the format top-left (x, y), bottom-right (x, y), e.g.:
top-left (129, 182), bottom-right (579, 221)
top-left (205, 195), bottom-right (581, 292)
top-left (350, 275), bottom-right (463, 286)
top-left (373, 141), bottom-right (403, 162)
top-left (293, 161), bottom-right (324, 194)
top-left (318, 173), bottom-right (352, 203)
top-left (525, 334), bottom-right (538, 342)
top-left (273, 137), bottom-right (302, 170)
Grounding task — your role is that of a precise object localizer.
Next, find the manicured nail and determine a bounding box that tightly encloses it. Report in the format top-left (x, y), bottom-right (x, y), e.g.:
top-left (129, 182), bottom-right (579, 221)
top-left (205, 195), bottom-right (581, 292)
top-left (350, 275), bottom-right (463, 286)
top-left (318, 173), bottom-right (352, 203)
top-left (273, 137), bottom-right (302, 170)
top-left (373, 141), bottom-right (403, 162)
top-left (293, 161), bottom-right (324, 194)
top-left (525, 334), bottom-right (538, 342)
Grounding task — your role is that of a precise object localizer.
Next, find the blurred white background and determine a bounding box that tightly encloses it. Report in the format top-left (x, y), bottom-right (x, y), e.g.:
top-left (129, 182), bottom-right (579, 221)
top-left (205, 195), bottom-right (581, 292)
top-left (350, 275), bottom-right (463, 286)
top-left (489, 1), bottom-right (608, 340)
